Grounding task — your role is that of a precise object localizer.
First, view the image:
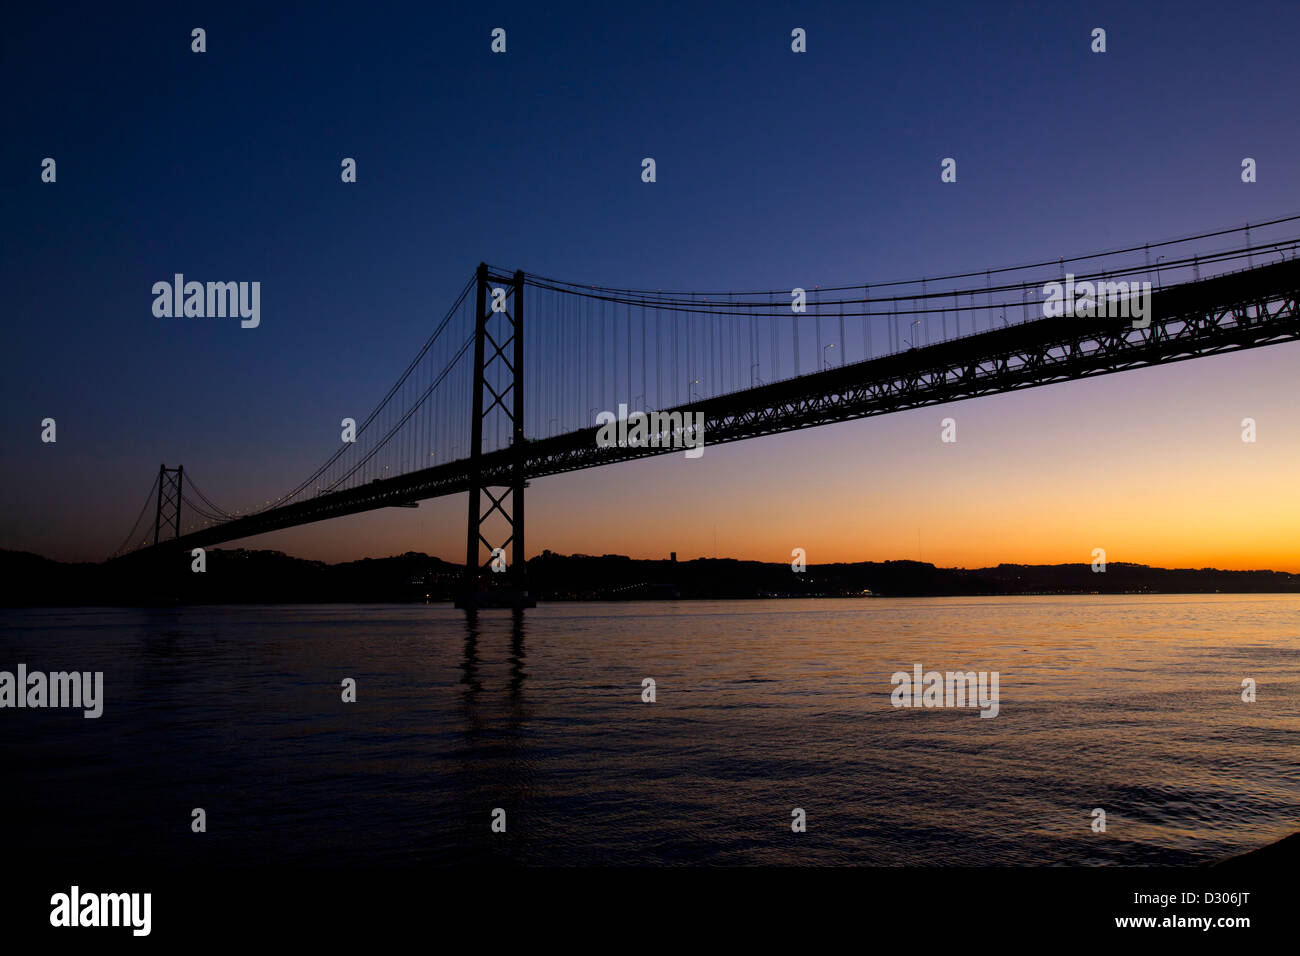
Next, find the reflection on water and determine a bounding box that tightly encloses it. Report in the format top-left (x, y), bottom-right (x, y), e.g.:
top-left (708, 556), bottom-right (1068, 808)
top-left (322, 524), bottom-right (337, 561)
top-left (1, 595), bottom-right (1298, 865)
top-left (459, 609), bottom-right (529, 703)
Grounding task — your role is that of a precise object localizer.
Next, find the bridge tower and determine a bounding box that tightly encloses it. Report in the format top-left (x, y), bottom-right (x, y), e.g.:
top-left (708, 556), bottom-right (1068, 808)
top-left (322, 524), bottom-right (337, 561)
top-left (456, 264), bottom-right (535, 609)
top-left (153, 464), bottom-right (184, 545)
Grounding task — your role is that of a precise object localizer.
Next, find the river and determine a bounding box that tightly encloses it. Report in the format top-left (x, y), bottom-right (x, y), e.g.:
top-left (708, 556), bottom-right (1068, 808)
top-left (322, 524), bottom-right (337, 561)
top-left (2, 595), bottom-right (1296, 865)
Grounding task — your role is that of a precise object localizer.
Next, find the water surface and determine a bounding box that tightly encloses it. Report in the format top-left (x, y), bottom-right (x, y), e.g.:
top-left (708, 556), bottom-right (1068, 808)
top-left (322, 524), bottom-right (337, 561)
top-left (2, 595), bottom-right (1297, 865)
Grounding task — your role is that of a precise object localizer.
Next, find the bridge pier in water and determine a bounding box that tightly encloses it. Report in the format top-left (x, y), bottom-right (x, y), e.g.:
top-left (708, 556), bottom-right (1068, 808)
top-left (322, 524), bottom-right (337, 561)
top-left (455, 264), bottom-right (535, 610)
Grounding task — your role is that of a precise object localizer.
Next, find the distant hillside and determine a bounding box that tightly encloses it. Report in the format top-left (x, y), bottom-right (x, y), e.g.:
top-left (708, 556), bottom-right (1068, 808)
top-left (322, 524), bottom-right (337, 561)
top-left (527, 552), bottom-right (1300, 600)
top-left (0, 549), bottom-right (462, 606)
top-left (2, 548), bottom-right (1298, 607)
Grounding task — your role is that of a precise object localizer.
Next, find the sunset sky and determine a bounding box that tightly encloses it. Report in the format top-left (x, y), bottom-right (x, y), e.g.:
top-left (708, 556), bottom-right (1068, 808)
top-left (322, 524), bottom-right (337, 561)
top-left (4, 1), bottom-right (1299, 570)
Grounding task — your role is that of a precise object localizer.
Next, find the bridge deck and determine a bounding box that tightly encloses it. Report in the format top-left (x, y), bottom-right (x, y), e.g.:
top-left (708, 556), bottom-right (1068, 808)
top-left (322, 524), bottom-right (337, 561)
top-left (125, 258), bottom-right (1300, 555)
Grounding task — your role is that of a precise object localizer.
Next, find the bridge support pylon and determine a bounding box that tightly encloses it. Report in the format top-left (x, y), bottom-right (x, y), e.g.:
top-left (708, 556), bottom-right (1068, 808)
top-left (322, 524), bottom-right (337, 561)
top-left (456, 264), bottom-right (535, 610)
top-left (153, 464), bottom-right (184, 545)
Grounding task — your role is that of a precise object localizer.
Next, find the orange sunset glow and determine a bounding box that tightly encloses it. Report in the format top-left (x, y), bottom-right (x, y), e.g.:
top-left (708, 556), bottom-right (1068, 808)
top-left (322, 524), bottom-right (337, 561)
top-left (217, 343), bottom-right (1300, 572)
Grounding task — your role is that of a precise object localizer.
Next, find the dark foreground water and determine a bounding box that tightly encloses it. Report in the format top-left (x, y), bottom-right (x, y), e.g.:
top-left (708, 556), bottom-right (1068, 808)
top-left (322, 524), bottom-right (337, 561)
top-left (2, 596), bottom-right (1297, 866)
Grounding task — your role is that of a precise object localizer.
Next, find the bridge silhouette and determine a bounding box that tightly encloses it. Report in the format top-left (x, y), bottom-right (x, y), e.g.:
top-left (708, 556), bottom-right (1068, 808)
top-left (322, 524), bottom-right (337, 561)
top-left (112, 216), bottom-right (1300, 607)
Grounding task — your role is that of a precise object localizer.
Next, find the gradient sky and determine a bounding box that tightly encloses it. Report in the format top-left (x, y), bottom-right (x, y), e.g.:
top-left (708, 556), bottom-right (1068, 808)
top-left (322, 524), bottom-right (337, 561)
top-left (3, 0), bottom-right (1299, 570)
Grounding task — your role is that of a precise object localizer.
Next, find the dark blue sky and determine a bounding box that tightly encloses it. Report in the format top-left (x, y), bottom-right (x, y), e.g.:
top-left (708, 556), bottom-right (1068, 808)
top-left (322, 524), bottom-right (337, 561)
top-left (4, 1), bottom-right (1299, 563)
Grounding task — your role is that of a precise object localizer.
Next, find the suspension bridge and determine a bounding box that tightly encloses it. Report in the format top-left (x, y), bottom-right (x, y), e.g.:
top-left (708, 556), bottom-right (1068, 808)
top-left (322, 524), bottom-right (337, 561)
top-left (110, 216), bottom-right (1300, 607)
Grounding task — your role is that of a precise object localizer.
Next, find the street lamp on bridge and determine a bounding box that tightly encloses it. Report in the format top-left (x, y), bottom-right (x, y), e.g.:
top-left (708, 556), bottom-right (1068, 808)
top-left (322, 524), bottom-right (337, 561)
top-left (903, 319), bottom-right (922, 348)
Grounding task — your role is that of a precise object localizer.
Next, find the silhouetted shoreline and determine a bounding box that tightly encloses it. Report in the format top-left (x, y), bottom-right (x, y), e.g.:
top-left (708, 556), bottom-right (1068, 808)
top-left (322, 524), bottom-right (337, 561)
top-left (3, 547), bottom-right (1299, 607)
top-left (1214, 831), bottom-right (1300, 868)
